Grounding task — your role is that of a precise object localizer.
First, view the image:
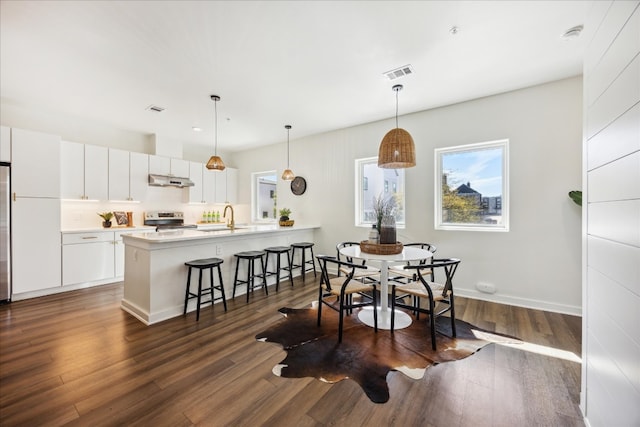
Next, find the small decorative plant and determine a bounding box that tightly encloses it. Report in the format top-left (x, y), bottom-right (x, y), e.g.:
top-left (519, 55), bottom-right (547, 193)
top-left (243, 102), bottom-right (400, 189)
top-left (98, 212), bottom-right (114, 228)
top-left (279, 208), bottom-right (292, 222)
top-left (372, 194), bottom-right (396, 231)
top-left (568, 190), bottom-right (582, 206)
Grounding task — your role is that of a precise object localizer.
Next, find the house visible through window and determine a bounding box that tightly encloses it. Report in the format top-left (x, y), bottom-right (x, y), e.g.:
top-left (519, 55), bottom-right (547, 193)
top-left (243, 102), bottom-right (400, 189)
top-left (435, 139), bottom-right (509, 231)
top-left (355, 157), bottom-right (405, 227)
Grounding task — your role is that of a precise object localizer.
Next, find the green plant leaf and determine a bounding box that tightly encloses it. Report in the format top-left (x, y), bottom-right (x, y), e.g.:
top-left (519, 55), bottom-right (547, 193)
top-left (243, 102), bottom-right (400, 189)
top-left (568, 191), bottom-right (582, 206)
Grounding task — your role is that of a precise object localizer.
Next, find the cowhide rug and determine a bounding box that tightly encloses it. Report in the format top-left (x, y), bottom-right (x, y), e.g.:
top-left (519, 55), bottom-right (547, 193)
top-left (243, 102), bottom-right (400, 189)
top-left (256, 306), bottom-right (521, 403)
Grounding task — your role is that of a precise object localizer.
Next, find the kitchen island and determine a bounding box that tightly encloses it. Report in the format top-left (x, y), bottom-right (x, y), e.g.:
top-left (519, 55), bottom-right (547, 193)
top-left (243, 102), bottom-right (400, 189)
top-left (121, 224), bottom-right (319, 325)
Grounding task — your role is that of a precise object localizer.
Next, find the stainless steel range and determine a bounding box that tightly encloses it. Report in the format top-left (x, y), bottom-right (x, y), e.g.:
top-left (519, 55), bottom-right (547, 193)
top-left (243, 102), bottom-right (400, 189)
top-left (144, 211), bottom-right (197, 231)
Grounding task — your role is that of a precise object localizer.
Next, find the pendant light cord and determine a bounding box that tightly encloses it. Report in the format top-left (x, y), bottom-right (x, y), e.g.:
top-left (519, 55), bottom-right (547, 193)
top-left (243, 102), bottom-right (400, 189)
top-left (395, 88), bottom-right (399, 129)
top-left (214, 98), bottom-right (218, 156)
top-left (287, 127), bottom-right (290, 168)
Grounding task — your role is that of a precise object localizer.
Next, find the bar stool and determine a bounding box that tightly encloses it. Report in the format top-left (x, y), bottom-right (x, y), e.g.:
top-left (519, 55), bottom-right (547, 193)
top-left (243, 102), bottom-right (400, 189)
top-left (233, 250), bottom-right (268, 302)
top-left (288, 242), bottom-right (317, 282)
top-left (183, 257), bottom-right (227, 321)
top-left (264, 246), bottom-right (294, 291)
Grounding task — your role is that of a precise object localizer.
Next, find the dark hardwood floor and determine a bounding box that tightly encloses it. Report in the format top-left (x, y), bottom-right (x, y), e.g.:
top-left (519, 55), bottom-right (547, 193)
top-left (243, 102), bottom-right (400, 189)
top-left (0, 277), bottom-right (583, 426)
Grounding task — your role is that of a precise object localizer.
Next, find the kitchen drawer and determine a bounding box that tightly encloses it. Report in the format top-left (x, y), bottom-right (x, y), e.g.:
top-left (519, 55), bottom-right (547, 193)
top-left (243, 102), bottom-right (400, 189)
top-left (62, 231), bottom-right (114, 244)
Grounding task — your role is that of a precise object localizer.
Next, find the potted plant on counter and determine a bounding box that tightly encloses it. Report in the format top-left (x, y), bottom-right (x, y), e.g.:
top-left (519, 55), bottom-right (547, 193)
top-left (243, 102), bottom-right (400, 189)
top-left (98, 212), bottom-right (114, 228)
top-left (279, 208), bottom-right (294, 227)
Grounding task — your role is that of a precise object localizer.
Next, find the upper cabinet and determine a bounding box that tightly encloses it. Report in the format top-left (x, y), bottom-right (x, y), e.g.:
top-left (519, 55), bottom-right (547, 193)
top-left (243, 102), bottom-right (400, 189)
top-left (108, 149), bottom-right (148, 201)
top-left (61, 141), bottom-right (108, 200)
top-left (214, 167), bottom-right (238, 204)
top-left (186, 162), bottom-right (216, 204)
top-left (0, 126), bottom-right (10, 162)
top-left (148, 155), bottom-right (189, 177)
top-left (12, 128), bottom-right (60, 198)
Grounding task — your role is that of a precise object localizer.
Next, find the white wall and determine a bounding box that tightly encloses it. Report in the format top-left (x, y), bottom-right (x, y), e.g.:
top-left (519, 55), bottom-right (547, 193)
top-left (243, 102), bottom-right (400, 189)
top-left (582, 1), bottom-right (640, 426)
top-left (232, 77), bottom-right (583, 315)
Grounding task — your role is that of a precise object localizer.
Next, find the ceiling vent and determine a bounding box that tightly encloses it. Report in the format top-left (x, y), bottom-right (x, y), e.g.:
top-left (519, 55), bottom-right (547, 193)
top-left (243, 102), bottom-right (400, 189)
top-left (146, 105), bottom-right (165, 113)
top-left (383, 64), bottom-right (414, 81)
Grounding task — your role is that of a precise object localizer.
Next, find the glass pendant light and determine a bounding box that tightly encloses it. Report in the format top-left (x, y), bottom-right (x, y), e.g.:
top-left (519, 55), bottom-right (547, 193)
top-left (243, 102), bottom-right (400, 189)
top-left (206, 94), bottom-right (226, 171)
top-left (281, 124), bottom-right (295, 180)
top-left (378, 84), bottom-right (416, 169)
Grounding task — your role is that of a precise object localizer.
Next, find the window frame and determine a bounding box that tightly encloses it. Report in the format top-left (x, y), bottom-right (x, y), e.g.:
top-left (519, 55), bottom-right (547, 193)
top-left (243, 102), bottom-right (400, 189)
top-left (434, 139), bottom-right (509, 232)
top-left (251, 170), bottom-right (278, 223)
top-left (355, 156), bottom-right (406, 228)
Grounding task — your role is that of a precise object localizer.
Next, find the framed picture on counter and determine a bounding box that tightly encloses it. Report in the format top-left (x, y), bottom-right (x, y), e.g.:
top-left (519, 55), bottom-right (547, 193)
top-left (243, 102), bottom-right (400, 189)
top-left (114, 211), bottom-right (128, 226)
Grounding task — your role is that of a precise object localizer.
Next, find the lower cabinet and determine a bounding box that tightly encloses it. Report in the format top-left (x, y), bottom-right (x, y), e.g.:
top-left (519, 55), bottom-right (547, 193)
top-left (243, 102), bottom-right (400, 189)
top-left (62, 229), bottom-right (151, 287)
top-left (62, 232), bottom-right (115, 286)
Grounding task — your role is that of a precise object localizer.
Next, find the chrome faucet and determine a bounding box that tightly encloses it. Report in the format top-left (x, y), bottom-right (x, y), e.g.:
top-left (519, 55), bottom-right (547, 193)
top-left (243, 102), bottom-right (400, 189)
top-left (223, 204), bottom-right (235, 230)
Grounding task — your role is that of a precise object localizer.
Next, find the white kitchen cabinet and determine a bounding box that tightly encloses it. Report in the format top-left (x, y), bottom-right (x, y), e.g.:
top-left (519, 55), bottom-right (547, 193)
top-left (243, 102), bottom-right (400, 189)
top-left (149, 155), bottom-right (189, 177)
top-left (61, 141), bottom-right (108, 200)
top-left (214, 168), bottom-right (227, 204)
top-left (129, 151), bottom-right (148, 201)
top-left (62, 232), bottom-right (114, 286)
top-left (214, 167), bottom-right (237, 204)
top-left (60, 141), bottom-right (84, 199)
top-left (226, 167), bottom-right (238, 204)
top-left (171, 158), bottom-right (189, 177)
top-left (0, 126), bottom-right (10, 162)
top-left (108, 149), bottom-right (148, 201)
top-left (85, 145), bottom-right (108, 200)
top-left (148, 155), bottom-right (170, 175)
top-left (108, 148), bottom-right (130, 201)
top-left (12, 198), bottom-right (61, 294)
top-left (12, 128), bottom-right (60, 198)
top-left (187, 162), bottom-right (204, 203)
top-left (186, 162), bottom-right (216, 204)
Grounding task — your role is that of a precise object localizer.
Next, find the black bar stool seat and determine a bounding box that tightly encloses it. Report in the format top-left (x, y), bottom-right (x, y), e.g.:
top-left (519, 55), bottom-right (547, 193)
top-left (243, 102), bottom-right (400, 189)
top-left (184, 257), bottom-right (227, 321)
top-left (233, 250), bottom-right (267, 302)
top-left (287, 242), bottom-right (317, 282)
top-left (264, 246), bottom-right (294, 291)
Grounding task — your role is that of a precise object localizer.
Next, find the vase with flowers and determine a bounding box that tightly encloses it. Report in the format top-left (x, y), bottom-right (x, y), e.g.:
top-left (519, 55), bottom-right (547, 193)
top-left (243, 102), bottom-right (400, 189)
top-left (372, 194), bottom-right (397, 244)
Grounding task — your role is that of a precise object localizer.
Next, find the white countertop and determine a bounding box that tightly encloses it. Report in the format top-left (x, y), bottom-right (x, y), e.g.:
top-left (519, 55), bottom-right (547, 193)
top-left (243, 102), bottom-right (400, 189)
top-left (61, 226), bottom-right (156, 234)
top-left (122, 224), bottom-right (320, 243)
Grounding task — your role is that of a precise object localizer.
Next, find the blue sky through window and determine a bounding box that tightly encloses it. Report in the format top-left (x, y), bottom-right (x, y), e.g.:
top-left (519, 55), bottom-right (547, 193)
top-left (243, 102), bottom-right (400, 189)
top-left (442, 147), bottom-right (503, 197)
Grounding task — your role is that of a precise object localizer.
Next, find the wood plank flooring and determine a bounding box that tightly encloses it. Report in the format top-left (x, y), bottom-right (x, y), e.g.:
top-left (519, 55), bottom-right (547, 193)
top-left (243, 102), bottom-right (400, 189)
top-left (0, 278), bottom-right (584, 426)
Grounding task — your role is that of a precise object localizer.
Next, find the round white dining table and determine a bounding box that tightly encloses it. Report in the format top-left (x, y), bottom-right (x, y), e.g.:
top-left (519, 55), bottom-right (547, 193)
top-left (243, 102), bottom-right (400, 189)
top-left (338, 244), bottom-right (433, 330)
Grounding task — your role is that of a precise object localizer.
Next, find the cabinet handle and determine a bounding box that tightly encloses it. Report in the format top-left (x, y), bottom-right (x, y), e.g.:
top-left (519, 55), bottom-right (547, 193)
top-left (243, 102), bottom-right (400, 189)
top-left (13, 192), bottom-right (16, 201)
top-left (81, 236), bottom-right (98, 240)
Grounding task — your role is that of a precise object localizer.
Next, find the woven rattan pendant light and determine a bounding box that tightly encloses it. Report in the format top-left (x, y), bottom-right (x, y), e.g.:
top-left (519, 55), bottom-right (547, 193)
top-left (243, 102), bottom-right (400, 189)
top-left (206, 94), bottom-right (226, 171)
top-left (281, 124), bottom-right (295, 181)
top-left (378, 84), bottom-right (416, 169)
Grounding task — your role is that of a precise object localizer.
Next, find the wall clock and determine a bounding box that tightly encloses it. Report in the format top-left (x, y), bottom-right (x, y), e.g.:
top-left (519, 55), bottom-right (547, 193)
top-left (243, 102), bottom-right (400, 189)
top-left (291, 176), bottom-right (307, 195)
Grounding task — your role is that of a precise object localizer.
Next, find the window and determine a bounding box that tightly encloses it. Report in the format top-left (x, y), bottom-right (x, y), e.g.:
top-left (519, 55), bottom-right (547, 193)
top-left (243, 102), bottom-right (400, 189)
top-left (435, 139), bottom-right (509, 231)
top-left (355, 157), bottom-right (405, 227)
top-left (252, 171), bottom-right (277, 222)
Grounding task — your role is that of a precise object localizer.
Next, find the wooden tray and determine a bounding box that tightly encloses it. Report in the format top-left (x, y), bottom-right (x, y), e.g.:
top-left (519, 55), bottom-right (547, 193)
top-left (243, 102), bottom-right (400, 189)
top-left (360, 241), bottom-right (403, 255)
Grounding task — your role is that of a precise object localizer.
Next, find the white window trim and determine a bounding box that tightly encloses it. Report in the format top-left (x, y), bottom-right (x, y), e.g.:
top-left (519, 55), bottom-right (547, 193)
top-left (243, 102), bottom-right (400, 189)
top-left (251, 170), bottom-right (278, 223)
top-left (355, 156), bottom-right (406, 229)
top-left (434, 139), bottom-right (509, 232)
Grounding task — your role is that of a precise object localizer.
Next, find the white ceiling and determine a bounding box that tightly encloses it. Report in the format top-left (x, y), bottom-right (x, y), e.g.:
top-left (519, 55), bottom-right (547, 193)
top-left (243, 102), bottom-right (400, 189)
top-left (0, 0), bottom-right (592, 152)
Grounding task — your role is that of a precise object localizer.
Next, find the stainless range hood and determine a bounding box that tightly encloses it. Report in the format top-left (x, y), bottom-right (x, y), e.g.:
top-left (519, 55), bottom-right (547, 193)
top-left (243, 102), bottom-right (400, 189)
top-left (148, 174), bottom-right (194, 188)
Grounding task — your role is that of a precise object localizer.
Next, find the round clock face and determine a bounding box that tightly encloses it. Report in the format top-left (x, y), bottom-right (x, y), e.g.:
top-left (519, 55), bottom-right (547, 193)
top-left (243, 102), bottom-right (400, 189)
top-left (291, 176), bottom-right (307, 195)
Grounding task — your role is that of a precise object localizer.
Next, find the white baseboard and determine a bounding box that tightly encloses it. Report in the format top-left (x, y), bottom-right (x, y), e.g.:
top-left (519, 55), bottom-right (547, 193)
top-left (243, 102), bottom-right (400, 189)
top-left (455, 288), bottom-right (582, 316)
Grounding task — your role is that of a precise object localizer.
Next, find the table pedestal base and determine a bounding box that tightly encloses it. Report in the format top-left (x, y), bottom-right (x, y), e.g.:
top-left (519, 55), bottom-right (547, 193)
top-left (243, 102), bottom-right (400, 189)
top-left (358, 307), bottom-right (412, 330)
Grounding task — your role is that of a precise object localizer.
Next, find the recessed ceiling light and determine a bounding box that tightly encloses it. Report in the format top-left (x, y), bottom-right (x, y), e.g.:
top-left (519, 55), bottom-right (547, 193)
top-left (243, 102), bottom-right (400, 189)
top-left (192, 127), bottom-right (202, 132)
top-left (449, 26), bottom-right (459, 35)
top-left (562, 25), bottom-right (583, 39)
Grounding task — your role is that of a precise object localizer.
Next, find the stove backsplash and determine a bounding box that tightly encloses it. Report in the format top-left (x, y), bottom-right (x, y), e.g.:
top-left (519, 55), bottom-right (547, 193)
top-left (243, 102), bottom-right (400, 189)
top-left (61, 186), bottom-right (249, 230)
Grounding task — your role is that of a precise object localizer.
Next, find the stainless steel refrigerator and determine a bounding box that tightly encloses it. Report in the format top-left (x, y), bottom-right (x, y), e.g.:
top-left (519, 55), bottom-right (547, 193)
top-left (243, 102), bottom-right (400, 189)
top-left (1, 162), bottom-right (10, 302)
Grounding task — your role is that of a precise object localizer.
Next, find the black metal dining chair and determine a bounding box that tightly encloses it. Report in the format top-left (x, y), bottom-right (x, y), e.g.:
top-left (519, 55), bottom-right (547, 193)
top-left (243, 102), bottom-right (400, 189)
top-left (390, 258), bottom-right (461, 350)
top-left (316, 255), bottom-right (378, 342)
top-left (335, 241), bottom-right (380, 283)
